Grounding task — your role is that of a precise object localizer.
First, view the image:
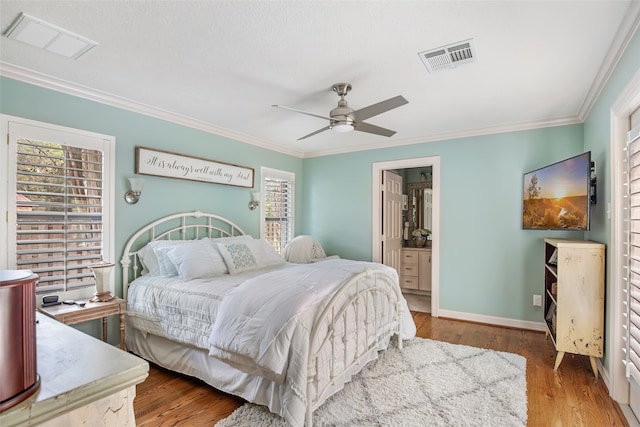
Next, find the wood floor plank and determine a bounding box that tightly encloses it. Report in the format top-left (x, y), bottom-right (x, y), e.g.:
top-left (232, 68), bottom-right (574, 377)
top-left (133, 312), bottom-right (629, 426)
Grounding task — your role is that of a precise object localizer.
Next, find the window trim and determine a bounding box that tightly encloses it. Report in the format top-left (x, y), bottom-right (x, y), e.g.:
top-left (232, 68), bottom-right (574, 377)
top-left (1, 115), bottom-right (115, 300)
top-left (260, 166), bottom-right (295, 253)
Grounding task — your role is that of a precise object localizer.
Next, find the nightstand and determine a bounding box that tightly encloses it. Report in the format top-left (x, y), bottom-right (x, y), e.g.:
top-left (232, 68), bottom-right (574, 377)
top-left (37, 297), bottom-right (126, 350)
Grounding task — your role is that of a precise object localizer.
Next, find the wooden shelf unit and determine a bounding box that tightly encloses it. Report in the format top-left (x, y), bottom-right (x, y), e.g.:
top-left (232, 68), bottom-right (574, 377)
top-left (543, 238), bottom-right (604, 378)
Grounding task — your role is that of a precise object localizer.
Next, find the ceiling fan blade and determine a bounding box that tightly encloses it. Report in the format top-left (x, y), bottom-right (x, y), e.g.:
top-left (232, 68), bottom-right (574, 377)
top-left (354, 121), bottom-right (397, 137)
top-left (351, 95), bottom-right (408, 122)
top-left (298, 125), bottom-right (331, 140)
top-left (272, 105), bottom-right (331, 121)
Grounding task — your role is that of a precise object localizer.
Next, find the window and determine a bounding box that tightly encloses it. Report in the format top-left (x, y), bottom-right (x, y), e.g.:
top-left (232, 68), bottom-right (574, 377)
top-left (1, 116), bottom-right (115, 296)
top-left (261, 167), bottom-right (294, 253)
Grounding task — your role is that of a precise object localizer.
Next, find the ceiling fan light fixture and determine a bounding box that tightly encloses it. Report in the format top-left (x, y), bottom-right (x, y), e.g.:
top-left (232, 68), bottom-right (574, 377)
top-left (274, 82), bottom-right (407, 140)
top-left (332, 122), bottom-right (355, 133)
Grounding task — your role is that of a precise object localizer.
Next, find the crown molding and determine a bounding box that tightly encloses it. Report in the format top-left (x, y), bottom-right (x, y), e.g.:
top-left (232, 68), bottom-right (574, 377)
top-left (301, 116), bottom-right (582, 158)
top-left (0, 62), bottom-right (304, 158)
top-left (0, 61), bottom-right (590, 160)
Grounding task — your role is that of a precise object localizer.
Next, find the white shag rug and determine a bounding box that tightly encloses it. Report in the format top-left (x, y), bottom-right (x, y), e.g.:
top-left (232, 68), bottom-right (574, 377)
top-left (216, 337), bottom-right (527, 427)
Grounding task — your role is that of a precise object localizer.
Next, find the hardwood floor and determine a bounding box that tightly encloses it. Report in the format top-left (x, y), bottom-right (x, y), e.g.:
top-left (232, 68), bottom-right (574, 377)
top-left (133, 312), bottom-right (629, 426)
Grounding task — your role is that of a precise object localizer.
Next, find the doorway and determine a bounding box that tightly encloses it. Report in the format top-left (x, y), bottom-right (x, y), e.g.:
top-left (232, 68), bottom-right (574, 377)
top-left (372, 156), bottom-right (440, 317)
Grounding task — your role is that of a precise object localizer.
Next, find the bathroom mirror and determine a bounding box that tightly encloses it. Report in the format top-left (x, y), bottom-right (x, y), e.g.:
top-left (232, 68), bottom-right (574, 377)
top-left (407, 182), bottom-right (433, 236)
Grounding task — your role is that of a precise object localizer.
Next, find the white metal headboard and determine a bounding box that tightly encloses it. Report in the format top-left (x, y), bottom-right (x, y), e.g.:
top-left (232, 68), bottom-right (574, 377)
top-left (120, 210), bottom-right (245, 301)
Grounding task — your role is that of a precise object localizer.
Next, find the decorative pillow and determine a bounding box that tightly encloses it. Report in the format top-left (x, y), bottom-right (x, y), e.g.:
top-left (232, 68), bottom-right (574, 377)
top-left (166, 240), bottom-right (229, 280)
top-left (218, 242), bottom-right (259, 275)
top-left (217, 238), bottom-right (285, 274)
top-left (138, 240), bottom-right (187, 276)
top-left (153, 245), bottom-right (181, 276)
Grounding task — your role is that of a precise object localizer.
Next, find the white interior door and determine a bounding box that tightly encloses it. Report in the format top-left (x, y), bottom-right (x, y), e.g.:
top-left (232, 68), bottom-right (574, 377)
top-left (382, 170), bottom-right (403, 272)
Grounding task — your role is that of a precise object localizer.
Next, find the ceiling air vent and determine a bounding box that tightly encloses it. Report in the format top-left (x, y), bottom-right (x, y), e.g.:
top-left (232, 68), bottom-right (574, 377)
top-left (3, 13), bottom-right (97, 59)
top-left (418, 39), bottom-right (475, 73)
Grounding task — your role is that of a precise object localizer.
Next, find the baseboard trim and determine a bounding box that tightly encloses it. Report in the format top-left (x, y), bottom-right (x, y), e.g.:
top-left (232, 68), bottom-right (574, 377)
top-left (621, 404), bottom-right (640, 427)
top-left (437, 309), bottom-right (547, 332)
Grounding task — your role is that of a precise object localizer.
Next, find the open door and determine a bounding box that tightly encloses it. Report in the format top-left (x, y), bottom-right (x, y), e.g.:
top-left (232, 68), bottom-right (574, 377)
top-left (381, 170), bottom-right (403, 271)
top-left (372, 156), bottom-right (440, 317)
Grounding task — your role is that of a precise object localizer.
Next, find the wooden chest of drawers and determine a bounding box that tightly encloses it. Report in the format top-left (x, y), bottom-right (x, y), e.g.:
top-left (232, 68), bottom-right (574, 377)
top-left (400, 248), bottom-right (432, 292)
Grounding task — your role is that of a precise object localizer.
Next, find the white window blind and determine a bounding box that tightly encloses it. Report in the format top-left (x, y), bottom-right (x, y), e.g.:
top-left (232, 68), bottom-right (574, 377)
top-left (15, 138), bottom-right (105, 293)
top-left (625, 122), bottom-right (640, 383)
top-left (4, 117), bottom-right (114, 295)
top-left (262, 168), bottom-right (294, 253)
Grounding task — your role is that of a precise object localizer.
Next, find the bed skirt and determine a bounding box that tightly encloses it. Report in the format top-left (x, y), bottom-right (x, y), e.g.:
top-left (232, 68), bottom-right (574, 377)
top-left (127, 326), bottom-right (388, 426)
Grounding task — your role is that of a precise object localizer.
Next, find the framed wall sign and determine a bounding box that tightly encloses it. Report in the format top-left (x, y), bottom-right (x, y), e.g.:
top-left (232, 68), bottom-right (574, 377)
top-left (135, 147), bottom-right (254, 188)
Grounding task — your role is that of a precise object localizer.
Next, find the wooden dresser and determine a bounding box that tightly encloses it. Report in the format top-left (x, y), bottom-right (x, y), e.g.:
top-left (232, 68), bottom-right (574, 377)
top-left (399, 247), bottom-right (432, 293)
top-left (0, 313), bottom-right (148, 426)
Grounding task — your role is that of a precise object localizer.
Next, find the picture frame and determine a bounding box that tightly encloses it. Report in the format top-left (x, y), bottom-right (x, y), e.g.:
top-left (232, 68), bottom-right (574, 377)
top-left (135, 146), bottom-right (254, 188)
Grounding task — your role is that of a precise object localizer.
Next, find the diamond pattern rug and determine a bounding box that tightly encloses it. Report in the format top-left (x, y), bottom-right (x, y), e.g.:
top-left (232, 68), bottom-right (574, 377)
top-left (216, 337), bottom-right (527, 426)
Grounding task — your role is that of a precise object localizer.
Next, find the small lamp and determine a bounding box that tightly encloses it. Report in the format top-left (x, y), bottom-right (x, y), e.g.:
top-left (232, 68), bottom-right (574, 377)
top-left (125, 177), bottom-right (144, 204)
top-left (248, 192), bottom-right (261, 210)
top-left (89, 260), bottom-right (115, 302)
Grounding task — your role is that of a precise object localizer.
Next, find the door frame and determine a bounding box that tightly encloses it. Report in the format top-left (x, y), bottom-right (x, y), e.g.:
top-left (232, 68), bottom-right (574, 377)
top-left (372, 156), bottom-right (441, 317)
top-left (610, 66), bottom-right (640, 407)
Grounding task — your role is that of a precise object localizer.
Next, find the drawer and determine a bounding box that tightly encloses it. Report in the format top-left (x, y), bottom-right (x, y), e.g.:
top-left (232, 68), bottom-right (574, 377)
top-left (400, 276), bottom-right (419, 290)
top-left (400, 264), bottom-right (419, 276)
top-left (401, 251), bottom-right (419, 264)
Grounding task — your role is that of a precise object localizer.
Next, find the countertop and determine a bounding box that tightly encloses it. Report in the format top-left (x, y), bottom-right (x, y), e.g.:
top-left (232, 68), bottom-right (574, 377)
top-left (0, 313), bottom-right (148, 426)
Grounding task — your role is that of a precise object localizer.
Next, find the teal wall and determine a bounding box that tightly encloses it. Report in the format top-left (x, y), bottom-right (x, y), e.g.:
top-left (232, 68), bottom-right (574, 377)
top-left (1, 22), bottom-right (638, 341)
top-left (0, 77), bottom-right (304, 298)
top-left (302, 125), bottom-right (585, 322)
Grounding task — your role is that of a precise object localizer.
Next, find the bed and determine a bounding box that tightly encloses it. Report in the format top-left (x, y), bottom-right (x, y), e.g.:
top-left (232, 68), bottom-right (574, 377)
top-left (121, 211), bottom-right (415, 426)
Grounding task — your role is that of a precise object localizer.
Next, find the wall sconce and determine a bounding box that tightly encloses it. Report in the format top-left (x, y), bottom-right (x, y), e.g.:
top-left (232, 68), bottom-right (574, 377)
top-left (248, 192), bottom-right (261, 210)
top-left (124, 177), bottom-right (145, 204)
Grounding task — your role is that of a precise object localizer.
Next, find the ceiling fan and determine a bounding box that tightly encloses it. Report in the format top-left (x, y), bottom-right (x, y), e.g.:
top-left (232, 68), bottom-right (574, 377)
top-left (273, 83), bottom-right (408, 140)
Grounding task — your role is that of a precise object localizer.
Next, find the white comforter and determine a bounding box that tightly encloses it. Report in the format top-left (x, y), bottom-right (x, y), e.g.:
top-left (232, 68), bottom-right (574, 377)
top-left (127, 259), bottom-right (416, 426)
top-left (207, 259), bottom-right (415, 383)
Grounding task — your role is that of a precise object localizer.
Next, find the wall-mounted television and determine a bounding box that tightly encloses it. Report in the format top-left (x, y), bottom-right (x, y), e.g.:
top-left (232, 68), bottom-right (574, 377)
top-left (522, 151), bottom-right (593, 230)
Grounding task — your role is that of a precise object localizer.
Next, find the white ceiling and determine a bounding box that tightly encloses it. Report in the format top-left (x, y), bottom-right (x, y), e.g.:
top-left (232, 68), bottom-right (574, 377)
top-left (0, 1), bottom-right (638, 158)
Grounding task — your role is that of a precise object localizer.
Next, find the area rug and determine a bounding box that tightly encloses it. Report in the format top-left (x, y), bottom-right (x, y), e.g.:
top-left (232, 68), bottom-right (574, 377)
top-left (215, 337), bottom-right (527, 426)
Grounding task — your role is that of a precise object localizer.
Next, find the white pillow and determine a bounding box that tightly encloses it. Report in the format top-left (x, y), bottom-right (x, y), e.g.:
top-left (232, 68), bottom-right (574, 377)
top-left (166, 240), bottom-right (229, 280)
top-left (248, 239), bottom-right (286, 267)
top-left (137, 236), bottom-right (249, 276)
top-left (217, 238), bottom-right (285, 275)
top-left (138, 240), bottom-right (187, 276)
top-left (217, 242), bottom-right (259, 275)
top-left (154, 245), bottom-right (180, 276)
